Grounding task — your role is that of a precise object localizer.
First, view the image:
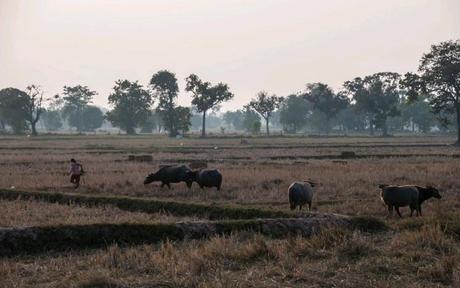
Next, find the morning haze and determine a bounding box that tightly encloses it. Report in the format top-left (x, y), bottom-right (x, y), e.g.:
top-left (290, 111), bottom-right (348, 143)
top-left (1, 0), bottom-right (459, 110)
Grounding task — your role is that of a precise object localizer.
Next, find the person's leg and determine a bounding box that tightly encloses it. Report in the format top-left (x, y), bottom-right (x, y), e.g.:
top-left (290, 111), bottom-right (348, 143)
top-left (74, 175), bottom-right (81, 188)
top-left (70, 174), bottom-right (76, 184)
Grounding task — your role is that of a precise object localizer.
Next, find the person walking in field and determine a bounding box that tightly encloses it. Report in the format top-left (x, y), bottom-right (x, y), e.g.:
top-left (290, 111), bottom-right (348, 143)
top-left (69, 158), bottom-right (84, 189)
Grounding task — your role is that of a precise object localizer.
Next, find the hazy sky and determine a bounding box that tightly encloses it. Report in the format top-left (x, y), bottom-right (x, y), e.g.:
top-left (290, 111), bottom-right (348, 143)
top-left (1, 0), bottom-right (459, 111)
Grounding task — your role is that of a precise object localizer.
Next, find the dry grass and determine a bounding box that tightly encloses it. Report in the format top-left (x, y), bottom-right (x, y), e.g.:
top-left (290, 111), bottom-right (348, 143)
top-left (0, 199), bottom-right (192, 227)
top-left (1, 226), bottom-right (458, 287)
top-left (0, 135), bottom-right (459, 287)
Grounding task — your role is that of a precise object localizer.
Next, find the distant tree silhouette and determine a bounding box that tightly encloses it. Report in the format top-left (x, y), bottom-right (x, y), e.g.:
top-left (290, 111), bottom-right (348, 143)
top-left (303, 83), bottom-right (348, 134)
top-left (279, 94), bottom-right (310, 133)
top-left (249, 91), bottom-right (282, 135)
top-left (106, 80), bottom-right (153, 135)
top-left (344, 72), bottom-right (401, 136)
top-left (0, 87), bottom-right (29, 134)
top-left (403, 40), bottom-right (460, 144)
top-left (185, 74), bottom-right (233, 137)
top-left (61, 85), bottom-right (96, 132)
top-left (150, 70), bottom-right (180, 137)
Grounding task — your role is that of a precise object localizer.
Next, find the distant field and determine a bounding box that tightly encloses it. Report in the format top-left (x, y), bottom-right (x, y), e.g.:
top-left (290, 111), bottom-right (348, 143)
top-left (0, 134), bottom-right (459, 287)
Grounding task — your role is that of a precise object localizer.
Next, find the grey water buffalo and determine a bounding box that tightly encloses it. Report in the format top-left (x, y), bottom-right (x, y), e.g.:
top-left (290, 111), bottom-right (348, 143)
top-left (288, 181), bottom-right (316, 211)
top-left (185, 169), bottom-right (223, 190)
top-left (379, 184), bottom-right (441, 217)
top-left (144, 165), bottom-right (192, 189)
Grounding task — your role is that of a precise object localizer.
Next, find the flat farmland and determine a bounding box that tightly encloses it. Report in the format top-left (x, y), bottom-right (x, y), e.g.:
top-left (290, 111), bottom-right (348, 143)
top-left (0, 135), bottom-right (459, 287)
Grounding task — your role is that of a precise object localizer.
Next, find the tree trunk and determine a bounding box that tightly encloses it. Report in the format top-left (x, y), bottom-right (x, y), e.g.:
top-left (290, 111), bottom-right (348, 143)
top-left (201, 110), bottom-right (206, 138)
top-left (31, 121), bottom-right (38, 136)
top-left (456, 103), bottom-right (460, 145)
top-left (168, 109), bottom-right (177, 137)
top-left (382, 116), bottom-right (389, 137)
top-left (369, 120), bottom-right (374, 136)
top-left (126, 126), bottom-right (135, 135)
top-left (265, 117), bottom-right (269, 135)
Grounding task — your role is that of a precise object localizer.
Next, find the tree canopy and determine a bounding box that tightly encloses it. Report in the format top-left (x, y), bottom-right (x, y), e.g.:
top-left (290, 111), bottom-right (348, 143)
top-left (185, 74), bottom-right (233, 137)
top-left (248, 91), bottom-right (282, 135)
top-left (343, 72), bottom-right (401, 136)
top-left (303, 83), bottom-right (348, 134)
top-left (106, 80), bottom-right (153, 135)
top-left (403, 40), bottom-right (460, 144)
top-left (150, 70), bottom-right (181, 137)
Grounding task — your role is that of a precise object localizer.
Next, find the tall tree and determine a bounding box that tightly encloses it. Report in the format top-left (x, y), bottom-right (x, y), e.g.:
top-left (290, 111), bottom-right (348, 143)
top-left (150, 70), bottom-right (180, 137)
top-left (303, 83), bottom-right (348, 134)
top-left (106, 80), bottom-right (153, 135)
top-left (185, 74), bottom-right (233, 137)
top-left (0, 88), bottom-right (28, 134)
top-left (61, 85), bottom-right (96, 132)
top-left (81, 106), bottom-right (104, 132)
top-left (249, 91), bottom-right (282, 135)
top-left (242, 106), bottom-right (261, 133)
top-left (343, 72), bottom-right (401, 136)
top-left (279, 94), bottom-right (310, 133)
top-left (403, 40), bottom-right (460, 144)
top-left (175, 106), bottom-right (192, 134)
top-left (41, 109), bottom-right (63, 131)
top-left (22, 85), bottom-right (45, 136)
top-left (223, 110), bottom-right (245, 130)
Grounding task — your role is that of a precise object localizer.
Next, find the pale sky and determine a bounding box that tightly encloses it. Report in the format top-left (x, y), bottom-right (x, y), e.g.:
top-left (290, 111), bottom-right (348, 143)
top-left (1, 0), bottom-right (459, 111)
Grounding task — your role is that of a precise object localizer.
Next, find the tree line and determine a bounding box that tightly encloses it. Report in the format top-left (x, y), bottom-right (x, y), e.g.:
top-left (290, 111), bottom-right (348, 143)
top-left (0, 40), bottom-right (459, 144)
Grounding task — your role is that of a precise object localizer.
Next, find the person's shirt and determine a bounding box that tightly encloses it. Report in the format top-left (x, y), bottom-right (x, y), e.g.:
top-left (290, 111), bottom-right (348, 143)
top-left (70, 162), bottom-right (81, 175)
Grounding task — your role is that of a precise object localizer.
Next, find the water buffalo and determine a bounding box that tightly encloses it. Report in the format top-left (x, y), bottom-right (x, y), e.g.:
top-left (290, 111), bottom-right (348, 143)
top-left (379, 184), bottom-right (441, 217)
top-left (185, 169), bottom-right (222, 190)
top-left (288, 181), bottom-right (316, 211)
top-left (144, 165), bottom-right (192, 189)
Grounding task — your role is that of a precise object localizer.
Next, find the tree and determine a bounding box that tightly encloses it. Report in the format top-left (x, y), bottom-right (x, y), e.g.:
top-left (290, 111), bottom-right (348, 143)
top-left (279, 94), bottom-right (310, 133)
top-left (343, 72), bottom-right (402, 136)
top-left (303, 83), bottom-right (348, 134)
top-left (22, 85), bottom-right (45, 136)
top-left (140, 111), bottom-right (157, 133)
top-left (335, 105), bottom-right (363, 133)
top-left (242, 105), bottom-right (261, 132)
top-left (81, 106), bottom-right (104, 131)
top-left (223, 110), bottom-right (245, 130)
top-left (0, 88), bottom-right (29, 134)
top-left (175, 106), bottom-right (192, 134)
top-left (185, 74), bottom-right (234, 137)
top-left (150, 70), bottom-right (180, 137)
top-left (403, 40), bottom-right (460, 144)
top-left (42, 109), bottom-right (63, 131)
top-left (61, 85), bottom-right (96, 132)
top-left (106, 80), bottom-right (153, 134)
top-left (249, 91), bottom-right (282, 135)
top-left (400, 96), bottom-right (435, 133)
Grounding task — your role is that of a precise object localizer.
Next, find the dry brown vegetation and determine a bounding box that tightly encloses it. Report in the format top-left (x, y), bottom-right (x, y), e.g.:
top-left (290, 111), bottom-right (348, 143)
top-left (0, 134), bottom-right (459, 287)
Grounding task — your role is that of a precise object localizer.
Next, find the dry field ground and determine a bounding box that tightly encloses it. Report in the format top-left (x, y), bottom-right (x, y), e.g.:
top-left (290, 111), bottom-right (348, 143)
top-left (0, 134), bottom-right (459, 287)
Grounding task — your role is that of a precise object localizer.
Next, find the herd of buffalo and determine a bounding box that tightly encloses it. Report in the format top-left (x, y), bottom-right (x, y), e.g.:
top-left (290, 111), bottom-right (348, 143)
top-left (143, 165), bottom-right (442, 218)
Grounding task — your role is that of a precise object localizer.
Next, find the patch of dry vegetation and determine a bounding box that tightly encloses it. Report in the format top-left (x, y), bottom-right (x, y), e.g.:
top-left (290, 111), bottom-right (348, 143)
top-left (1, 224), bottom-right (458, 287)
top-left (0, 135), bottom-right (459, 287)
top-left (0, 199), bottom-right (192, 227)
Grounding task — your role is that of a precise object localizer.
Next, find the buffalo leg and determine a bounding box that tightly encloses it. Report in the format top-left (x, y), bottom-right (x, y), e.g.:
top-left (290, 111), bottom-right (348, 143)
top-left (387, 205), bottom-right (393, 218)
top-left (395, 206), bottom-right (402, 218)
top-left (417, 205), bottom-right (422, 217)
top-left (161, 182), bottom-right (165, 188)
top-left (308, 202), bottom-right (312, 211)
top-left (166, 183), bottom-right (171, 189)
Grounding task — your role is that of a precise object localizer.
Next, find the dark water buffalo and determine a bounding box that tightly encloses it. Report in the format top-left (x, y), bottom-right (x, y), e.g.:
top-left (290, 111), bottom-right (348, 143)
top-left (379, 184), bottom-right (441, 217)
top-left (288, 181), bottom-right (315, 211)
top-left (144, 165), bottom-right (192, 189)
top-left (185, 169), bottom-right (222, 190)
